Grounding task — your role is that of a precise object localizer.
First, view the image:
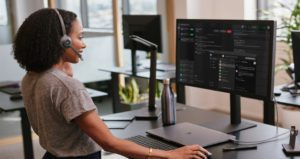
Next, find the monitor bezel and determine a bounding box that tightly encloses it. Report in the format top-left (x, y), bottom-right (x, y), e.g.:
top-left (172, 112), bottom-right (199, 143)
top-left (292, 30), bottom-right (300, 84)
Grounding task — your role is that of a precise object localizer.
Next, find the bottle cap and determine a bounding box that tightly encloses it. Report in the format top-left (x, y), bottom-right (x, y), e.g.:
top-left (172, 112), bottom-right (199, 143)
top-left (163, 78), bottom-right (170, 84)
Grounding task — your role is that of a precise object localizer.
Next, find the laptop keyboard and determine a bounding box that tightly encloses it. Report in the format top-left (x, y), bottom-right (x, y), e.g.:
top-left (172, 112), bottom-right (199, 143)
top-left (126, 135), bottom-right (179, 150)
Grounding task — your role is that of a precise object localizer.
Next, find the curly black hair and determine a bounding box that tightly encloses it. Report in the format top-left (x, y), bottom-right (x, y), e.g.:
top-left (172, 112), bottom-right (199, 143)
top-left (13, 8), bottom-right (77, 72)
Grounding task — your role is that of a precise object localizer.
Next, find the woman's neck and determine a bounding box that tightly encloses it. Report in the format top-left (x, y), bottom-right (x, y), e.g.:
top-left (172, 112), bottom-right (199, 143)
top-left (53, 61), bottom-right (73, 77)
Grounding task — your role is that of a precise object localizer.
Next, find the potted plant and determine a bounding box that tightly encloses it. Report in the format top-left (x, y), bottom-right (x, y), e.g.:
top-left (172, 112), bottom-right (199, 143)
top-left (262, 0), bottom-right (300, 75)
top-left (119, 77), bottom-right (162, 110)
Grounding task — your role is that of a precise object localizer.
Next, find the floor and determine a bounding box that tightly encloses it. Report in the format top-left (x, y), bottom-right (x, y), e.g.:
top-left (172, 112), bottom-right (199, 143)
top-left (0, 96), bottom-right (127, 159)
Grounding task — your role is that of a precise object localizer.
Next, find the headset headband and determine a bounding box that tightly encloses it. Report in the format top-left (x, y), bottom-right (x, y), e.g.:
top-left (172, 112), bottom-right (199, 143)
top-left (54, 9), bottom-right (66, 35)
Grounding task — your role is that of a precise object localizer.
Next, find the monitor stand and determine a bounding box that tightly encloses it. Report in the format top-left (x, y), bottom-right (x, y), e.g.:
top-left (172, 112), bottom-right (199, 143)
top-left (284, 81), bottom-right (300, 96)
top-left (134, 107), bottom-right (161, 120)
top-left (202, 94), bottom-right (256, 134)
top-left (281, 81), bottom-right (300, 90)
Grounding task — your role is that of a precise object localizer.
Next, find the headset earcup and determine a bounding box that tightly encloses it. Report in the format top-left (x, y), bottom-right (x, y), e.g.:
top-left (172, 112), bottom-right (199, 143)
top-left (60, 35), bottom-right (72, 48)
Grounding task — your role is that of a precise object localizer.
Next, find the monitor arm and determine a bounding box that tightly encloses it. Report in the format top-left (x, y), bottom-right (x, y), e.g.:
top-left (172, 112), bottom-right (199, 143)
top-left (129, 35), bottom-right (158, 111)
top-left (129, 35), bottom-right (158, 51)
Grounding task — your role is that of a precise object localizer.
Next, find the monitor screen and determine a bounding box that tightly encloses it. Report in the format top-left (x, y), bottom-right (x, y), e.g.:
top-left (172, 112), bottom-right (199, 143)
top-left (292, 31), bottom-right (300, 84)
top-left (176, 19), bottom-right (276, 100)
top-left (122, 15), bottom-right (162, 53)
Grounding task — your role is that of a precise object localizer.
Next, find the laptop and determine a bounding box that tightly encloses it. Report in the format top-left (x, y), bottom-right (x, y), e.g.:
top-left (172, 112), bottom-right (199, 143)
top-left (146, 122), bottom-right (235, 147)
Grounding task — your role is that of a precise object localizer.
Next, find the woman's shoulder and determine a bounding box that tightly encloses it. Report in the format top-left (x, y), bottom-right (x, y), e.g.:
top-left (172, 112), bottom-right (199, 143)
top-left (40, 68), bottom-right (85, 91)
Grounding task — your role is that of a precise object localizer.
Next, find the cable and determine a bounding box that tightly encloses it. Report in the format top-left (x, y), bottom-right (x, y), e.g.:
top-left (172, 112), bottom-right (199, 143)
top-left (231, 94), bottom-right (289, 145)
top-left (231, 130), bottom-right (289, 145)
top-left (273, 94), bottom-right (279, 131)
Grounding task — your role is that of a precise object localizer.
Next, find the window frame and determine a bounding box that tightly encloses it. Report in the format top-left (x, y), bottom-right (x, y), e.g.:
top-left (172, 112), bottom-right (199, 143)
top-left (79, 0), bottom-right (114, 36)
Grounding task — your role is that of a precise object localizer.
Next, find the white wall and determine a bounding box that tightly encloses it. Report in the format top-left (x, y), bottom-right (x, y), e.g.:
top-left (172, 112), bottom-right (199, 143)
top-left (72, 37), bottom-right (114, 83)
top-left (0, 44), bottom-right (26, 81)
top-left (174, 0), bottom-right (257, 20)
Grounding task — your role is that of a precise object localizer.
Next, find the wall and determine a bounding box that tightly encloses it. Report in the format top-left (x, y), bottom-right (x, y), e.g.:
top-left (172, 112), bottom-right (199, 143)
top-left (72, 36), bottom-right (114, 83)
top-left (0, 0), bottom-right (12, 44)
top-left (0, 44), bottom-right (25, 81)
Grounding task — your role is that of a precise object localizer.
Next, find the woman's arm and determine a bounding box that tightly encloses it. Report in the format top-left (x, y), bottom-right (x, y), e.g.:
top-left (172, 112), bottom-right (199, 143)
top-left (74, 110), bottom-right (209, 159)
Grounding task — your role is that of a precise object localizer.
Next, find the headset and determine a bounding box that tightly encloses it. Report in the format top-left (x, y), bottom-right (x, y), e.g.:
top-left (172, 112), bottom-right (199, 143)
top-left (53, 9), bottom-right (83, 61)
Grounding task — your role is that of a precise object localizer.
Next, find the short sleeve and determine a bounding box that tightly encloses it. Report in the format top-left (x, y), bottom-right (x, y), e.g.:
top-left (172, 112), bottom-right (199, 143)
top-left (60, 88), bottom-right (96, 123)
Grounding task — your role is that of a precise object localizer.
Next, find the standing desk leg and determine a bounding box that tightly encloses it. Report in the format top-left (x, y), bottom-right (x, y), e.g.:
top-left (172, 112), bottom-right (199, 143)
top-left (111, 73), bottom-right (122, 113)
top-left (20, 108), bottom-right (34, 159)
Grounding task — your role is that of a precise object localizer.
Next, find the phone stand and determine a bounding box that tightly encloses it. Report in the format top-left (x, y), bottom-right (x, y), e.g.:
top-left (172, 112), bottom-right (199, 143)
top-left (283, 126), bottom-right (300, 154)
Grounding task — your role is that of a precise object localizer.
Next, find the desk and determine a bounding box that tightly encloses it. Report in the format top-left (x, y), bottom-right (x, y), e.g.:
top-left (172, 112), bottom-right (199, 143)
top-left (0, 88), bottom-right (107, 159)
top-left (108, 103), bottom-right (296, 159)
top-left (274, 85), bottom-right (300, 107)
top-left (0, 92), bottom-right (33, 159)
top-left (86, 88), bottom-right (107, 98)
top-left (98, 66), bottom-right (176, 113)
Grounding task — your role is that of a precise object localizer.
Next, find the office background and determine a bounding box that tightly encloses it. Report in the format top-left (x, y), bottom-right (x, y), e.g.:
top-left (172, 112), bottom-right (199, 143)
top-left (0, 1), bottom-right (299, 157)
top-left (1, 0), bottom-right (297, 127)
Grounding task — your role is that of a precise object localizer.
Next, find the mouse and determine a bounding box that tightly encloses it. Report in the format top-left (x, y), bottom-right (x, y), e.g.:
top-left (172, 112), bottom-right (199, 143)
top-left (10, 94), bottom-right (22, 101)
top-left (206, 152), bottom-right (212, 159)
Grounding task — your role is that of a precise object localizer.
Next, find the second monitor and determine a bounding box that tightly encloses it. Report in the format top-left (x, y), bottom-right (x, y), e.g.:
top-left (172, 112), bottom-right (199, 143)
top-left (122, 15), bottom-right (162, 75)
top-left (123, 15), bottom-right (162, 53)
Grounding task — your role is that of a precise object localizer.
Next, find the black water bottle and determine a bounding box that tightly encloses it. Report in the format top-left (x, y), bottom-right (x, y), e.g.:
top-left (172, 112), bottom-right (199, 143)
top-left (161, 79), bottom-right (176, 126)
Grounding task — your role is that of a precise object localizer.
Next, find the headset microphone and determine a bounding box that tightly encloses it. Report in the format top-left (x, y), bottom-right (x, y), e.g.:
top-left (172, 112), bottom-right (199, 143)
top-left (54, 9), bottom-right (83, 61)
top-left (70, 46), bottom-right (83, 61)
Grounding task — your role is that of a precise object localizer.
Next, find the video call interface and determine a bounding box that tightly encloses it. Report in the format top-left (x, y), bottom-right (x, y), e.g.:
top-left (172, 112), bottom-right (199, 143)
top-left (177, 20), bottom-right (274, 98)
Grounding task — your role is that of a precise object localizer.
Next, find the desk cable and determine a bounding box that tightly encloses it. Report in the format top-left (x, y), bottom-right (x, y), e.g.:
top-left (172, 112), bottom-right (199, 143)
top-left (231, 130), bottom-right (289, 145)
top-left (273, 94), bottom-right (279, 129)
top-left (231, 94), bottom-right (289, 145)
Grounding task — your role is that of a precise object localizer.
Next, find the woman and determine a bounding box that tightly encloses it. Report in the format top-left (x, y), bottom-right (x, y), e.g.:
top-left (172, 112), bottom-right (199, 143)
top-left (13, 8), bottom-right (210, 159)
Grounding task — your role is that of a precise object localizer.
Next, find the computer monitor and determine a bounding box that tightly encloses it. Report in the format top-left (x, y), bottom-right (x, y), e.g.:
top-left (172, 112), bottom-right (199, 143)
top-left (176, 19), bottom-right (276, 133)
top-left (122, 15), bottom-right (162, 75)
top-left (123, 15), bottom-right (162, 52)
top-left (291, 30), bottom-right (300, 87)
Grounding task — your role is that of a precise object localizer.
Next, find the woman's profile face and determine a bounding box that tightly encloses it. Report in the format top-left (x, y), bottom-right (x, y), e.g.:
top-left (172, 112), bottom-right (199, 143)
top-left (62, 19), bottom-right (86, 63)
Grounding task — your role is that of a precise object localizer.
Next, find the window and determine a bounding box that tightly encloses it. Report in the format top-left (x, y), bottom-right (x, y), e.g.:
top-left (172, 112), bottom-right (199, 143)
top-left (257, 0), bottom-right (297, 39)
top-left (0, 0), bottom-right (8, 25)
top-left (55, 0), bottom-right (113, 31)
top-left (128, 0), bottom-right (157, 15)
top-left (55, 0), bottom-right (157, 33)
top-left (86, 0), bottom-right (113, 29)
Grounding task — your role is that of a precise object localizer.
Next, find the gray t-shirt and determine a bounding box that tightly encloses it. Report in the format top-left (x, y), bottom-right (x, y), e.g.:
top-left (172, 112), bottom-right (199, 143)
top-left (21, 68), bottom-right (101, 157)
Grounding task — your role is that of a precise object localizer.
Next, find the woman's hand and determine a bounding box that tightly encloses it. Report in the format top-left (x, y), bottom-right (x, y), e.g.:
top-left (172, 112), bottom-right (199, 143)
top-left (167, 145), bottom-right (210, 159)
